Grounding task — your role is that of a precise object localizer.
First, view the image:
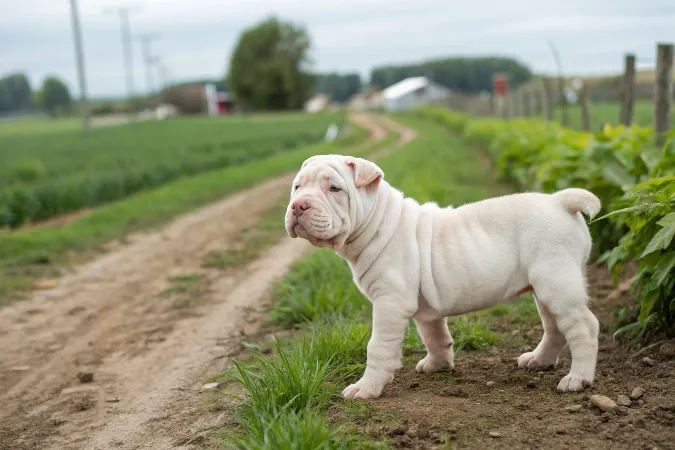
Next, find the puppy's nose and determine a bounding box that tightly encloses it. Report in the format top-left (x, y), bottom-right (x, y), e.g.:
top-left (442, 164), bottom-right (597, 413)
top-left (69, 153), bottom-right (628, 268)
top-left (292, 199), bottom-right (310, 216)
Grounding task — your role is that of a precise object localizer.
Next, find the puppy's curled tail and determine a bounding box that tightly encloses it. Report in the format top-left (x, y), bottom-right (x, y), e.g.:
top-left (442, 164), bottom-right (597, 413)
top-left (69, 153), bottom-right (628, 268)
top-left (552, 188), bottom-right (601, 219)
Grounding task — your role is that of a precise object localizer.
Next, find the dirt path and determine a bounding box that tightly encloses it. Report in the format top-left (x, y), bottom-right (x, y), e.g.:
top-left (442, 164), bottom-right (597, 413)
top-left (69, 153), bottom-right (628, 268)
top-left (0, 113), bottom-right (415, 450)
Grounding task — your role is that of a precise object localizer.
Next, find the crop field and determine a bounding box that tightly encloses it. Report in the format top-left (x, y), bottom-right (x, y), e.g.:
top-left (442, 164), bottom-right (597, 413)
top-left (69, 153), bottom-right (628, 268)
top-left (0, 112), bottom-right (342, 228)
top-left (0, 111), bottom-right (673, 450)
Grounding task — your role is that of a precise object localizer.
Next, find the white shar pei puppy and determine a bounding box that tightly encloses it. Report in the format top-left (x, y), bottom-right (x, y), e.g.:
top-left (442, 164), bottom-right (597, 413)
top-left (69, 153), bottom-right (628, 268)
top-left (284, 154), bottom-right (601, 400)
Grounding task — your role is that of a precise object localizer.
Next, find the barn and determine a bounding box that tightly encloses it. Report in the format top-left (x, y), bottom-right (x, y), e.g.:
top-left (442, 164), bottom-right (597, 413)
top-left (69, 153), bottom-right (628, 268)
top-left (382, 76), bottom-right (450, 112)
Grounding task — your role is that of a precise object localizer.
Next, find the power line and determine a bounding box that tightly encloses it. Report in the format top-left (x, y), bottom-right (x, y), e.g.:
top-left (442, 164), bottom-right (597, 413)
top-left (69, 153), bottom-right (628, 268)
top-left (68, 0), bottom-right (91, 133)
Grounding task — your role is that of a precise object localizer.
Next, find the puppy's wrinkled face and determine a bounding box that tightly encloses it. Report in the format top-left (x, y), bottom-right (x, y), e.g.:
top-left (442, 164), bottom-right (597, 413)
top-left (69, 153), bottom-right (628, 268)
top-left (284, 155), bottom-right (383, 249)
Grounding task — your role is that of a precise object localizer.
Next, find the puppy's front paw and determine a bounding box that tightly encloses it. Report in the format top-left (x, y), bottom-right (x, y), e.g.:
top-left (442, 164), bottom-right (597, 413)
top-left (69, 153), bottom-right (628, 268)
top-left (415, 354), bottom-right (453, 374)
top-left (342, 377), bottom-right (385, 400)
top-left (557, 374), bottom-right (593, 392)
top-left (517, 351), bottom-right (557, 371)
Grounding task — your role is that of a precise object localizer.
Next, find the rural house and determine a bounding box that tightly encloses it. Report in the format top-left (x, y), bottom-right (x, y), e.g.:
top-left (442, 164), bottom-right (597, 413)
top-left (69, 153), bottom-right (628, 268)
top-left (382, 76), bottom-right (450, 112)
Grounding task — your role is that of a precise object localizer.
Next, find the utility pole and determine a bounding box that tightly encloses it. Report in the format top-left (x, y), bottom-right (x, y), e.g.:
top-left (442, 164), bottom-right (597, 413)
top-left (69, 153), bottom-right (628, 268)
top-left (138, 34), bottom-right (158, 98)
top-left (68, 0), bottom-right (91, 133)
top-left (104, 5), bottom-right (140, 118)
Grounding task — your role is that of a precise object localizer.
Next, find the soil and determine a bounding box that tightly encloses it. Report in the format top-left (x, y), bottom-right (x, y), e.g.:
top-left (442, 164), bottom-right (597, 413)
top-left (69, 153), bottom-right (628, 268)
top-left (0, 112), bottom-right (404, 450)
top-left (343, 264), bottom-right (675, 450)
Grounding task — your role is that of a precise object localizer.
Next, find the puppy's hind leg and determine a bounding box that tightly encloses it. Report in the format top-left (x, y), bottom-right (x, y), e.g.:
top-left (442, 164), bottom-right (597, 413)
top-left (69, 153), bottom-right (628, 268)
top-left (529, 261), bottom-right (599, 392)
top-left (415, 318), bottom-right (454, 374)
top-left (517, 297), bottom-right (566, 370)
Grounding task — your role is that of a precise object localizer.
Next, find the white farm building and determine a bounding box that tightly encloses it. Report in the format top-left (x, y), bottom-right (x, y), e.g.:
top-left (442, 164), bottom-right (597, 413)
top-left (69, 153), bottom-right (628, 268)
top-left (382, 76), bottom-right (450, 112)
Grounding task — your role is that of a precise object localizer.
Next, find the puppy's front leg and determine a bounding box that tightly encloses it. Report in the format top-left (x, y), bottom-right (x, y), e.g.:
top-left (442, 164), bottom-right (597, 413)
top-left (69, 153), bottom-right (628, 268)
top-left (342, 299), bottom-right (410, 399)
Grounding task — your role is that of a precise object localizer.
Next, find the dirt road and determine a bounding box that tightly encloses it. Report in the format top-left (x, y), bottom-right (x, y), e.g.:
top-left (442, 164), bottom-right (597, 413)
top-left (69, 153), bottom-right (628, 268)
top-left (0, 113), bottom-right (414, 450)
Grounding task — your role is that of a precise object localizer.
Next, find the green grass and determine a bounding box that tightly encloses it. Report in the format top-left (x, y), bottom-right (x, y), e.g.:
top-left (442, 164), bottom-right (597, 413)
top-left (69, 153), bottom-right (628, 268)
top-left (0, 113), bottom-right (342, 227)
top-left (0, 118), bottom-right (371, 305)
top-left (217, 113), bottom-right (531, 448)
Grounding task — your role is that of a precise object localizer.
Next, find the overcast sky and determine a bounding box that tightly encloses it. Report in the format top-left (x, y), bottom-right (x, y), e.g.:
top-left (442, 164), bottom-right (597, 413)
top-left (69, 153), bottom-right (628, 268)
top-left (1, 0), bottom-right (674, 98)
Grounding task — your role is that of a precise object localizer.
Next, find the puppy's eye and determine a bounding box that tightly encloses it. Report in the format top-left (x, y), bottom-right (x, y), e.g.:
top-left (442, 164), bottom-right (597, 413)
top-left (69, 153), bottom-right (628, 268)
top-left (294, 184), bottom-right (301, 190)
top-left (329, 185), bottom-right (342, 193)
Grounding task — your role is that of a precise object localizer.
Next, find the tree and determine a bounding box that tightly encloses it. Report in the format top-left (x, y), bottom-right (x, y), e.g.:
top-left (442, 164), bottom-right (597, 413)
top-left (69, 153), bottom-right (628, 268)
top-left (0, 72), bottom-right (33, 113)
top-left (38, 76), bottom-right (72, 116)
top-left (228, 16), bottom-right (314, 111)
top-left (314, 72), bottom-right (362, 103)
top-left (370, 57), bottom-right (533, 93)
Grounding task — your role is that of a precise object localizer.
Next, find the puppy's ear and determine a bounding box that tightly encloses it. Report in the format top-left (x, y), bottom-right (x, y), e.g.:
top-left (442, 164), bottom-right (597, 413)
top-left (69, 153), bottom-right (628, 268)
top-left (345, 157), bottom-right (384, 189)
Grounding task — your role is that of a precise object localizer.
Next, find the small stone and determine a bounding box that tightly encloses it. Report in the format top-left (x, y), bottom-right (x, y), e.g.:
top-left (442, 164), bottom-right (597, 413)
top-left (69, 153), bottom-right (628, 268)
top-left (637, 399), bottom-right (645, 406)
top-left (634, 418), bottom-right (647, 429)
top-left (200, 382), bottom-right (220, 392)
top-left (417, 429), bottom-right (430, 439)
top-left (590, 395), bottom-right (617, 412)
top-left (77, 372), bottom-right (94, 383)
top-left (565, 404), bottom-right (583, 412)
top-left (630, 387), bottom-right (645, 400)
top-left (555, 429), bottom-right (567, 435)
top-left (489, 431), bottom-right (502, 438)
top-left (659, 342), bottom-right (675, 358)
top-left (105, 396), bottom-right (120, 403)
top-left (526, 380), bottom-right (537, 388)
top-left (600, 413), bottom-right (612, 423)
top-left (617, 395), bottom-right (632, 407)
top-left (486, 381), bottom-right (496, 387)
top-left (408, 381), bottom-right (420, 389)
top-left (642, 357), bottom-right (656, 367)
top-left (10, 366), bottom-right (30, 372)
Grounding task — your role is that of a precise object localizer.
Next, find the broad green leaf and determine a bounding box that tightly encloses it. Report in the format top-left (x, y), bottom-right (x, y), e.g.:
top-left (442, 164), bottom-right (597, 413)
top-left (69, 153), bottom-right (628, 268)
top-left (638, 290), bottom-right (660, 323)
top-left (657, 212), bottom-right (675, 227)
top-left (652, 252), bottom-right (675, 286)
top-left (640, 222), bottom-right (675, 258)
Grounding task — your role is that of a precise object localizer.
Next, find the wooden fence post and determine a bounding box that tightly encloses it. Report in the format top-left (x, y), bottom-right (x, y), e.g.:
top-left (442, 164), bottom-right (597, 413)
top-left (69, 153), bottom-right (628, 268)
top-left (654, 43), bottom-right (674, 145)
top-left (528, 87), bottom-right (538, 117)
top-left (541, 78), bottom-right (553, 121)
top-left (579, 84), bottom-right (591, 131)
top-left (557, 77), bottom-right (569, 126)
top-left (619, 54), bottom-right (636, 126)
top-left (522, 89), bottom-right (531, 116)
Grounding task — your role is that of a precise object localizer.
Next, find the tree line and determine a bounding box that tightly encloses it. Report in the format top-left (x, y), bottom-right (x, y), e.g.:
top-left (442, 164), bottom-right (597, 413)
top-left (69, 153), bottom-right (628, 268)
top-left (370, 57), bottom-right (533, 93)
top-left (0, 72), bottom-right (72, 116)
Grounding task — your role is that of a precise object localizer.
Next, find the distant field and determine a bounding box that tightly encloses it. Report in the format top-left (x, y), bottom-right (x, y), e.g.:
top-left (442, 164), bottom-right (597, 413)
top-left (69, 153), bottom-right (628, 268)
top-left (0, 113), bottom-right (343, 228)
top-left (553, 100), bottom-right (674, 131)
top-left (0, 116), bottom-right (81, 137)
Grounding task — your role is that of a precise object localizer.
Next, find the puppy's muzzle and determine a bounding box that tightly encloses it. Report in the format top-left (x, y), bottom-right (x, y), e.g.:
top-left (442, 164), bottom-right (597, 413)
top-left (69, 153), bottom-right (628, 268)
top-left (291, 199), bottom-right (310, 217)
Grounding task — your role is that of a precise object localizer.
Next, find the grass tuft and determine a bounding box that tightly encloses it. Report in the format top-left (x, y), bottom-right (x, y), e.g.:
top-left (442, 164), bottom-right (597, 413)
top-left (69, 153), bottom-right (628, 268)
top-left (271, 250), bottom-right (370, 327)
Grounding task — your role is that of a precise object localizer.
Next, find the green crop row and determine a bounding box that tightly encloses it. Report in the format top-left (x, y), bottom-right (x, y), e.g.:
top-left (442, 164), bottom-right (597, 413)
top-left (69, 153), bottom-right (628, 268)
top-left (417, 106), bottom-right (675, 339)
top-left (0, 113), bottom-right (342, 227)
